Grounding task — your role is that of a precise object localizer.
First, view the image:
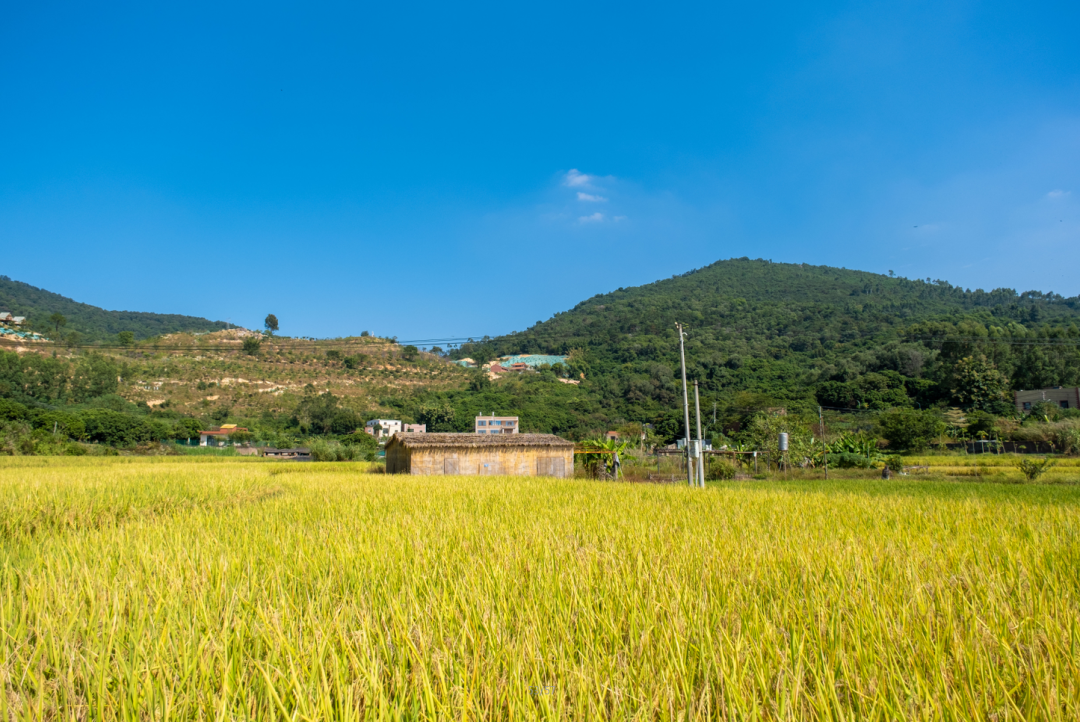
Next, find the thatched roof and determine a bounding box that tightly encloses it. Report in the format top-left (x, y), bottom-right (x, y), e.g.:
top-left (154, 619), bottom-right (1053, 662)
top-left (386, 433), bottom-right (572, 449)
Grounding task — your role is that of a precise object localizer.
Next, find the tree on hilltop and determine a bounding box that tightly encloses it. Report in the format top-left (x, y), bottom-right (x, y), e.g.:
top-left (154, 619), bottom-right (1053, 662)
top-left (264, 314), bottom-right (279, 337)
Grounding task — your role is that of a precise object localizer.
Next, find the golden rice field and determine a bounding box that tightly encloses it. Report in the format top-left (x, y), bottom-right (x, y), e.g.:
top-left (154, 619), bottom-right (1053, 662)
top-left (1, 458), bottom-right (1079, 720)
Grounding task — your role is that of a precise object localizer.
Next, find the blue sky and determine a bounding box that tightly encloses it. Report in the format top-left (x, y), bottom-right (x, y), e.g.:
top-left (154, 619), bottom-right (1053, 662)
top-left (1, 0), bottom-right (1078, 341)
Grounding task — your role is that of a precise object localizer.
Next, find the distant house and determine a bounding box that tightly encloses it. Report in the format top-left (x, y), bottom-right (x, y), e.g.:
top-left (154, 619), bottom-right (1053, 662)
top-left (384, 433), bottom-right (573, 476)
top-left (199, 424), bottom-right (250, 446)
top-left (1015, 387), bottom-right (1080, 414)
top-left (366, 419), bottom-right (402, 439)
top-left (475, 414), bottom-right (519, 434)
top-left (402, 423), bottom-right (426, 433)
top-left (488, 363), bottom-right (507, 374)
top-left (261, 447), bottom-right (312, 461)
top-left (454, 358), bottom-right (477, 368)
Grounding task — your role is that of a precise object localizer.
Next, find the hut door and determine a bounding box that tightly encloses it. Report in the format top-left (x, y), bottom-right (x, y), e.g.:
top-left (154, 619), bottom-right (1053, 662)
top-left (444, 458), bottom-right (459, 475)
top-left (537, 457), bottom-right (565, 477)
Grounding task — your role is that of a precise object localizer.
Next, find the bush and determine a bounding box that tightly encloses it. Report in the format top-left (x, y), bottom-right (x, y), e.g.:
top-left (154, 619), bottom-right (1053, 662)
top-left (242, 337), bottom-right (262, 356)
top-left (0, 399), bottom-right (29, 422)
top-left (1016, 457), bottom-right (1056, 482)
top-left (309, 439), bottom-right (364, 461)
top-left (832, 452), bottom-right (874, 469)
top-left (33, 410), bottom-right (86, 440)
top-left (877, 409), bottom-right (945, 452)
top-left (884, 455), bottom-right (904, 473)
top-left (706, 459), bottom-right (737, 480)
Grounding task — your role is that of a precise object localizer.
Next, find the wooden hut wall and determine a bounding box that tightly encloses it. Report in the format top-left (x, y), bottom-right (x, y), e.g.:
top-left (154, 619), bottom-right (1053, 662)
top-left (403, 446), bottom-right (572, 477)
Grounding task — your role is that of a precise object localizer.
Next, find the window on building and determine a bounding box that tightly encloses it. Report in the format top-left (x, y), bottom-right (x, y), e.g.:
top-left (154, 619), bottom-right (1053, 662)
top-left (1023, 402), bottom-right (1032, 411)
top-left (493, 420), bottom-right (501, 425)
top-left (506, 420), bottom-right (514, 426)
top-left (1061, 401), bottom-right (1071, 409)
top-left (477, 420), bottom-right (485, 426)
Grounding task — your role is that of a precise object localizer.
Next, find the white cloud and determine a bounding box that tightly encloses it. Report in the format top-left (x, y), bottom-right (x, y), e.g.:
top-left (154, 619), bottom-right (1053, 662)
top-left (564, 169), bottom-right (593, 187)
top-left (613, 215), bottom-right (627, 222)
top-left (577, 192), bottom-right (607, 202)
top-left (1047, 189), bottom-right (1071, 199)
top-left (578, 212), bottom-right (604, 223)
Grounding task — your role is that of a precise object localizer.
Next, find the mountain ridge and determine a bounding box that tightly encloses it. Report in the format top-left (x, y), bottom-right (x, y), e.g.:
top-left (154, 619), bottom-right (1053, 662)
top-left (0, 275), bottom-right (228, 341)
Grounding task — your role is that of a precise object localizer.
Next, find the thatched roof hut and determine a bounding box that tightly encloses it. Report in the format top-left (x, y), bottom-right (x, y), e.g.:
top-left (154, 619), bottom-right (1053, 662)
top-left (385, 433), bottom-right (573, 476)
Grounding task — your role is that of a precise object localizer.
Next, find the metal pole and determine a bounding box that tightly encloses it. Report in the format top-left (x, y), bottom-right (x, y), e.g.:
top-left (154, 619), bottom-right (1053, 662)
top-left (694, 380), bottom-right (705, 487)
top-left (818, 405), bottom-right (828, 480)
top-left (676, 322), bottom-right (693, 487)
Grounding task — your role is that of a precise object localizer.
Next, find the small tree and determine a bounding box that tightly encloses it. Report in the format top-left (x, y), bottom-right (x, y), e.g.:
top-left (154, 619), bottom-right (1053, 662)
top-left (117, 331), bottom-right (135, 346)
top-left (242, 336), bottom-right (262, 356)
top-left (1016, 457), bottom-right (1056, 482)
top-left (951, 355), bottom-right (1010, 411)
top-left (402, 345), bottom-right (420, 361)
top-left (264, 314), bottom-right (279, 337)
top-left (49, 313), bottom-right (67, 336)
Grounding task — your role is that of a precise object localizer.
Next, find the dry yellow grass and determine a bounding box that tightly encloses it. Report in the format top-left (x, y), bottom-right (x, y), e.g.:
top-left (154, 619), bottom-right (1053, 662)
top-left (1, 458), bottom-right (1078, 719)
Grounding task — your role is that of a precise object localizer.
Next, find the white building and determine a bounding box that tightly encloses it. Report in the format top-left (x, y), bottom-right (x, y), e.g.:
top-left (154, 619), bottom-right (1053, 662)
top-left (365, 419), bottom-right (402, 439)
top-left (475, 414), bottom-right (519, 434)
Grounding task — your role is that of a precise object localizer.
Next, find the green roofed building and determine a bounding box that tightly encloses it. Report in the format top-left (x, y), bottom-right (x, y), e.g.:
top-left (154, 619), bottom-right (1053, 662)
top-left (496, 354), bottom-right (567, 368)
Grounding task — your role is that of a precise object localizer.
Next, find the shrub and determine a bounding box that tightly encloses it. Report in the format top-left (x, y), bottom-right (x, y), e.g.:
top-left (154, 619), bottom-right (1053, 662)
top-left (706, 459), bottom-right (737, 480)
top-left (309, 439), bottom-right (363, 461)
top-left (33, 411), bottom-right (86, 440)
top-left (0, 399), bottom-right (29, 422)
top-left (242, 337), bottom-right (262, 356)
top-left (1016, 457), bottom-right (1056, 482)
top-left (884, 455), bottom-right (904, 473)
top-left (832, 452), bottom-right (874, 469)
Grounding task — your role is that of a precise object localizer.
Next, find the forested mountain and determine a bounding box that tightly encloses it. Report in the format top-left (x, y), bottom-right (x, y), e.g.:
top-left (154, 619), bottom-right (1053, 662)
top-left (0, 276), bottom-right (227, 341)
top-left (445, 258), bottom-right (1080, 437)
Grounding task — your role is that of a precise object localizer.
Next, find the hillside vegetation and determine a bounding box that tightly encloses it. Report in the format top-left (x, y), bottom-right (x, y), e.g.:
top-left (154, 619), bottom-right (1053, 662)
top-left (448, 258), bottom-right (1080, 436)
top-left (0, 330), bottom-right (468, 452)
top-left (0, 275), bottom-right (227, 341)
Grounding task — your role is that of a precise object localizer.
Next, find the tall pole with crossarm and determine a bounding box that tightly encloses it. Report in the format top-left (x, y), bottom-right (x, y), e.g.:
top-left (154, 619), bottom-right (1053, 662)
top-left (676, 323), bottom-right (693, 487)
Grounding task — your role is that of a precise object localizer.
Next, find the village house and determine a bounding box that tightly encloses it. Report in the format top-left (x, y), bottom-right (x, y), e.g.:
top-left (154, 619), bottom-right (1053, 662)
top-left (384, 433), bottom-right (573, 476)
top-left (1015, 387), bottom-right (1080, 413)
top-left (475, 413), bottom-right (519, 434)
top-left (199, 424), bottom-right (250, 446)
top-left (365, 419), bottom-right (402, 439)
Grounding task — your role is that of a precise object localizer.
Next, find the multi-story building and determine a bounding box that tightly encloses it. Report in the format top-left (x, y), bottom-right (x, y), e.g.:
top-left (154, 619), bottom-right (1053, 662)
top-left (475, 414), bottom-right (519, 434)
top-left (1014, 387), bottom-right (1080, 414)
top-left (365, 419), bottom-right (403, 439)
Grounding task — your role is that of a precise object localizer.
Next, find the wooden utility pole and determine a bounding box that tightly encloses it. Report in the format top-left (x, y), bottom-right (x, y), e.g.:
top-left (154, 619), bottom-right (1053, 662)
top-left (819, 405), bottom-right (828, 479)
top-left (694, 380), bottom-right (705, 487)
top-left (676, 322), bottom-right (693, 487)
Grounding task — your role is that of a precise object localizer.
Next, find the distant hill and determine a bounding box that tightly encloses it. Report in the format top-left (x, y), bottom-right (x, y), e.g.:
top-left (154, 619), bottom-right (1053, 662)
top-left (0, 276), bottom-right (228, 342)
top-left (447, 258), bottom-right (1080, 433)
